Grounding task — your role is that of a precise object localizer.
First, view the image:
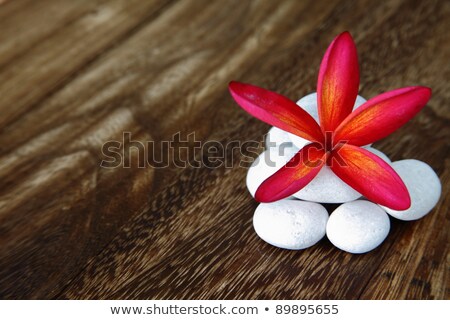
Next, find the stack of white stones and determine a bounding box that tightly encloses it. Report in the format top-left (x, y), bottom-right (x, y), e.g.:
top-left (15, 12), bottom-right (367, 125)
top-left (248, 93), bottom-right (442, 254)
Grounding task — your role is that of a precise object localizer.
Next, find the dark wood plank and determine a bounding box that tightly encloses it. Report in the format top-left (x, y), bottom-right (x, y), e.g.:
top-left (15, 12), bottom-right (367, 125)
top-left (0, 0), bottom-right (98, 68)
top-left (0, 0), bottom-right (173, 298)
top-left (0, 0), bottom-right (448, 299)
top-left (0, 0), bottom-right (171, 129)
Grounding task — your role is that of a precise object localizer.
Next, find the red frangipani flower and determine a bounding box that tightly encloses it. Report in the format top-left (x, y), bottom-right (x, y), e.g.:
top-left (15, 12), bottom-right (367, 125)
top-left (229, 32), bottom-right (431, 210)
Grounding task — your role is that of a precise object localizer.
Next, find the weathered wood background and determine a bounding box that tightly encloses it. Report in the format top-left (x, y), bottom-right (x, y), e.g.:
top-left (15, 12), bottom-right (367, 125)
top-left (0, 0), bottom-right (448, 299)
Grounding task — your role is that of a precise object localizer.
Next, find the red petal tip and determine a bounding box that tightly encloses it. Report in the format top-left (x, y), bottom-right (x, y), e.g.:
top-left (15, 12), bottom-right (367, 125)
top-left (330, 144), bottom-right (411, 210)
top-left (334, 86), bottom-right (432, 146)
top-left (229, 81), bottom-right (324, 142)
top-left (317, 31), bottom-right (359, 132)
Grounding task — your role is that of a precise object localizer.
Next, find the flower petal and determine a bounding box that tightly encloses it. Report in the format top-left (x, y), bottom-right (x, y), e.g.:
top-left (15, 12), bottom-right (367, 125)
top-left (317, 31), bottom-right (359, 132)
top-left (255, 143), bottom-right (326, 202)
top-left (334, 86), bottom-right (432, 146)
top-left (229, 81), bottom-right (324, 143)
top-left (330, 144), bottom-right (410, 210)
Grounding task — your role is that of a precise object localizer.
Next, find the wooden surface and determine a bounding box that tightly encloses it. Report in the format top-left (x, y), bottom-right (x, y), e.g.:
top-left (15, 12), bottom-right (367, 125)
top-left (0, 0), bottom-right (448, 299)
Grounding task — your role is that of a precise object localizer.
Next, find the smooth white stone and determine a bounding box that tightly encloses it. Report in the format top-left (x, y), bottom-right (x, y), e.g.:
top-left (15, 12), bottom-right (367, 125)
top-left (246, 148), bottom-right (297, 198)
top-left (381, 160), bottom-right (441, 221)
top-left (284, 133), bottom-right (310, 151)
top-left (326, 200), bottom-right (390, 254)
top-left (363, 146), bottom-right (391, 163)
top-left (287, 92), bottom-right (367, 148)
top-left (293, 166), bottom-right (361, 203)
top-left (253, 200), bottom-right (329, 250)
top-left (265, 126), bottom-right (298, 150)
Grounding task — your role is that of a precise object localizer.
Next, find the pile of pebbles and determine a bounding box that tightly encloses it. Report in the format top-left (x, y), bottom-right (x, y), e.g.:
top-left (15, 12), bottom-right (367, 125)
top-left (248, 93), bottom-right (441, 254)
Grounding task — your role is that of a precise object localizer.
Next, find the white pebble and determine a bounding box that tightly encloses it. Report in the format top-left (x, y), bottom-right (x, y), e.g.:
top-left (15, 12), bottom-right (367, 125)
top-left (293, 166), bottom-right (361, 203)
top-left (265, 126), bottom-right (298, 150)
top-left (288, 92), bottom-right (367, 148)
top-left (326, 200), bottom-right (390, 254)
top-left (380, 159), bottom-right (441, 221)
top-left (253, 200), bottom-right (329, 250)
top-left (246, 148), bottom-right (297, 198)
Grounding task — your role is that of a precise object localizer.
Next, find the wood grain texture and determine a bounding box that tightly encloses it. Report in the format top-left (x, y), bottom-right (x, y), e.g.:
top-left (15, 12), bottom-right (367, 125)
top-left (0, 0), bottom-right (448, 299)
